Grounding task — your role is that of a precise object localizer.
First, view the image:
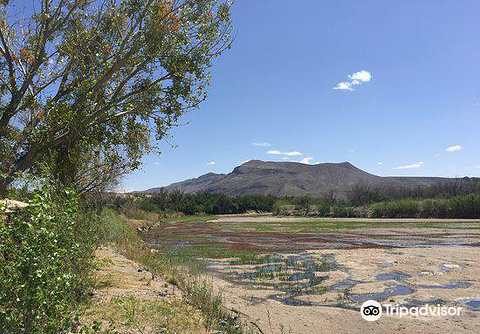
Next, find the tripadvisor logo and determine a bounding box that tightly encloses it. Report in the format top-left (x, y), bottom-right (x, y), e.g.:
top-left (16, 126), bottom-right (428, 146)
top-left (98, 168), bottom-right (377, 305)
top-left (360, 300), bottom-right (462, 321)
top-left (361, 300), bottom-right (382, 321)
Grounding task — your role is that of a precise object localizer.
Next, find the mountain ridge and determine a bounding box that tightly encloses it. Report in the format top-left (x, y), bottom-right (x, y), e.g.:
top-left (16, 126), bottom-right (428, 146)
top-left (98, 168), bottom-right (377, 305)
top-left (140, 160), bottom-right (476, 198)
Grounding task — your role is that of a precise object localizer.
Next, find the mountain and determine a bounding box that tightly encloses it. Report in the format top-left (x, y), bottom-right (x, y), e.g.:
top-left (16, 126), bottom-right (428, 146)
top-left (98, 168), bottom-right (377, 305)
top-left (141, 160), bottom-right (475, 198)
top-left (141, 172), bottom-right (226, 194)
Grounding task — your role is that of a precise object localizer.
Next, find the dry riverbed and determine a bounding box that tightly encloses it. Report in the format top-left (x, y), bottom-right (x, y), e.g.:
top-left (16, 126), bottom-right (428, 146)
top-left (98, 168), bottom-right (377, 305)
top-left (145, 215), bottom-right (480, 333)
top-left (210, 247), bottom-right (480, 334)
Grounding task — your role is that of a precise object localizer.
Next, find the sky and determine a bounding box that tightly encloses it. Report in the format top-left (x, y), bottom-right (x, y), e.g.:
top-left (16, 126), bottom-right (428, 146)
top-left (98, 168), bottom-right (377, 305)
top-left (123, 0), bottom-right (480, 191)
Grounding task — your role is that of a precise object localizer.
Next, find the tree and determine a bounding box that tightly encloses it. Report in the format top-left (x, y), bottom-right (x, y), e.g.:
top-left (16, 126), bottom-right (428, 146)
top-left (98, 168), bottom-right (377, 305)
top-left (0, 0), bottom-right (232, 193)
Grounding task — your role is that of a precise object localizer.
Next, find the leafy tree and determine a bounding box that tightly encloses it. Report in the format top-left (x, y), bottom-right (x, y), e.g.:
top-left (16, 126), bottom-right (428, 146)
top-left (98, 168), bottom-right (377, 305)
top-left (0, 0), bottom-right (232, 193)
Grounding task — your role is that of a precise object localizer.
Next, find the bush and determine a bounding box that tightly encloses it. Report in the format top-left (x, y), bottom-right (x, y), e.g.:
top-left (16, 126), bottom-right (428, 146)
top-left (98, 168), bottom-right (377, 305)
top-left (0, 188), bottom-right (95, 333)
top-left (111, 191), bottom-right (480, 219)
top-left (420, 198), bottom-right (448, 218)
top-left (317, 201), bottom-right (330, 216)
top-left (123, 191), bottom-right (276, 216)
top-left (331, 205), bottom-right (355, 218)
top-left (448, 194), bottom-right (480, 218)
top-left (371, 199), bottom-right (420, 218)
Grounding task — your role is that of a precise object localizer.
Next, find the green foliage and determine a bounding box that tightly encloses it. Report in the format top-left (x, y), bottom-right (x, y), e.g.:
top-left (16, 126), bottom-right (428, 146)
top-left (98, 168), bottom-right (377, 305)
top-left (371, 195), bottom-right (480, 218)
top-left (420, 198), bottom-right (449, 218)
top-left (114, 191), bottom-right (276, 216)
top-left (0, 187), bottom-right (95, 333)
top-left (446, 194), bottom-right (480, 218)
top-left (349, 179), bottom-right (480, 203)
top-left (371, 199), bottom-right (420, 218)
top-left (331, 204), bottom-right (356, 218)
top-left (0, 0), bottom-right (233, 193)
top-left (111, 190), bottom-right (480, 219)
top-left (317, 201), bottom-right (330, 215)
top-left (97, 208), bottom-right (144, 253)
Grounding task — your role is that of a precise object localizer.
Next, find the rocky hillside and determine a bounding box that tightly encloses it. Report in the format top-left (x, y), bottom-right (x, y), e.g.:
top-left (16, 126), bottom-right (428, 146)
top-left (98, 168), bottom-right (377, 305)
top-left (141, 160), bottom-right (473, 198)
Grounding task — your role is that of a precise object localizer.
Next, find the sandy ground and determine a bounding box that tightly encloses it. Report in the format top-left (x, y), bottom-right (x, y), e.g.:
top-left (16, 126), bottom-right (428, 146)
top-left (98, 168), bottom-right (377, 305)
top-left (144, 215), bottom-right (480, 333)
top-left (83, 248), bottom-right (207, 334)
top-left (210, 247), bottom-right (480, 334)
top-left (92, 247), bottom-right (183, 302)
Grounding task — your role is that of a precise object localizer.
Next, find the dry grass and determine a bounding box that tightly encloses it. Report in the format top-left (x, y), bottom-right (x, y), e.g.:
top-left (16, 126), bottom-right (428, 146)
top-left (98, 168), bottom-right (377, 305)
top-left (83, 296), bottom-right (207, 334)
top-left (81, 248), bottom-right (207, 334)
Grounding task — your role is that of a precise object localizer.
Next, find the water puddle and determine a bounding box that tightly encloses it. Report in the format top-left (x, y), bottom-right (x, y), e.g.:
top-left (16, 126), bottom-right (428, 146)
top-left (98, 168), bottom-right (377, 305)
top-left (440, 264), bottom-right (465, 273)
top-left (464, 300), bottom-right (480, 311)
top-left (350, 285), bottom-right (414, 303)
top-left (376, 272), bottom-right (411, 281)
top-left (330, 279), bottom-right (362, 292)
top-left (212, 251), bottom-right (473, 308)
top-left (221, 253), bottom-right (336, 302)
top-left (417, 281), bottom-right (471, 289)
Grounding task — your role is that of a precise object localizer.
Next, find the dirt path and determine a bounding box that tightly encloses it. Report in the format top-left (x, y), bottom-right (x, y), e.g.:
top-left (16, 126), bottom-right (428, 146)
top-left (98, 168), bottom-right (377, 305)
top-left (82, 247), bottom-right (207, 334)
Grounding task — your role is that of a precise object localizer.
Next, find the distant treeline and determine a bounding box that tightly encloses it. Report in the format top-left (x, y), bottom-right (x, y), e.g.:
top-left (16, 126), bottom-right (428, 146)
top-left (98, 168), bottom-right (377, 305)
top-left (371, 195), bottom-right (480, 219)
top-left (111, 190), bottom-right (276, 215)
top-left (347, 178), bottom-right (480, 206)
top-left (110, 179), bottom-right (480, 218)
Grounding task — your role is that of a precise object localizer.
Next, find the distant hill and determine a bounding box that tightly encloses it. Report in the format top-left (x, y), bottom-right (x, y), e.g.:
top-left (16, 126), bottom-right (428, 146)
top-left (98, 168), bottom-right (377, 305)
top-left (140, 160), bottom-right (476, 198)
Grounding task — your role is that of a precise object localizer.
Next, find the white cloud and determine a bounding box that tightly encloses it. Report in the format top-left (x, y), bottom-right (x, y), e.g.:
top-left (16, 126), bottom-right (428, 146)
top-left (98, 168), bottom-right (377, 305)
top-left (253, 142), bottom-right (272, 147)
top-left (445, 145), bottom-right (461, 152)
top-left (299, 157), bottom-right (314, 164)
top-left (266, 150), bottom-right (302, 157)
top-left (283, 151), bottom-right (302, 156)
top-left (333, 82), bottom-right (354, 91)
top-left (349, 70), bottom-right (372, 83)
top-left (377, 162), bottom-right (383, 165)
top-left (333, 70), bottom-right (372, 91)
top-left (393, 161), bottom-right (424, 170)
top-left (266, 150), bottom-right (282, 155)
top-left (207, 161), bottom-right (216, 165)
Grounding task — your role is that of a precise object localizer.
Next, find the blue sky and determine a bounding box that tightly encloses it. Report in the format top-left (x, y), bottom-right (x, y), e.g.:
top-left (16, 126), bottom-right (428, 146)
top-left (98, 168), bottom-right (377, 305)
top-left (123, 0), bottom-right (480, 191)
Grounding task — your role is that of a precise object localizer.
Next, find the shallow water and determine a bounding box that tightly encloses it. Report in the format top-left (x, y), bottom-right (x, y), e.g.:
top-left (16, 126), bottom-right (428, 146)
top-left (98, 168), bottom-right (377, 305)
top-left (330, 279), bottom-right (362, 291)
top-left (350, 285), bottom-right (414, 303)
top-left (465, 300), bottom-right (480, 311)
top-left (376, 272), bottom-right (411, 281)
top-left (417, 281), bottom-right (471, 289)
top-left (222, 253), bottom-right (335, 302)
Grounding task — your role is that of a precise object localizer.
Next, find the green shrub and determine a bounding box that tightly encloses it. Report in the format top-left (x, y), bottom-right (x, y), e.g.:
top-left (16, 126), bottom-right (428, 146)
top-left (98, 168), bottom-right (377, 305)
top-left (448, 194), bottom-right (480, 218)
top-left (420, 198), bottom-right (448, 218)
top-left (331, 205), bottom-right (355, 217)
top-left (371, 198), bottom-right (420, 218)
top-left (317, 201), bottom-right (330, 216)
top-left (0, 188), bottom-right (95, 334)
